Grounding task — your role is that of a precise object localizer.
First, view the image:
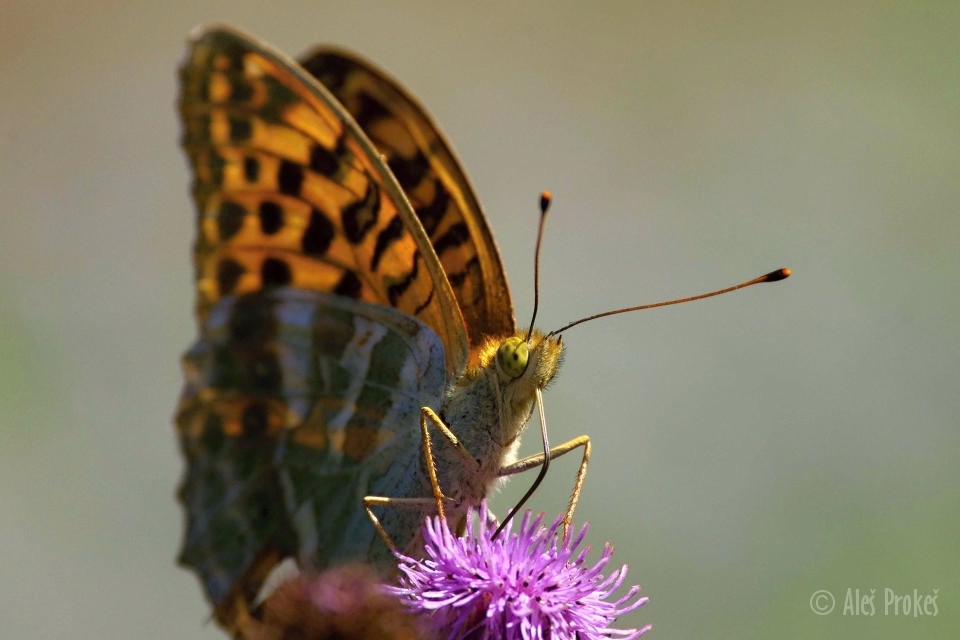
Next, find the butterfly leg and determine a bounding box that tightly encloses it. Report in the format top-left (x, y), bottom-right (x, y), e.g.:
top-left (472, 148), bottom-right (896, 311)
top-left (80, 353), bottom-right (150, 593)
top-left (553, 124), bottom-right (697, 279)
top-left (418, 406), bottom-right (480, 517)
top-left (363, 495), bottom-right (442, 551)
top-left (498, 434), bottom-right (592, 535)
top-left (363, 407), bottom-right (472, 550)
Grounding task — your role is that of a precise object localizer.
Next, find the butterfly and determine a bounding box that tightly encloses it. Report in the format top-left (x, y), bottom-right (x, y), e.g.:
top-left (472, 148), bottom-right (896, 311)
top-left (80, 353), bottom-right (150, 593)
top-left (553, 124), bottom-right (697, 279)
top-left (174, 25), bottom-right (591, 632)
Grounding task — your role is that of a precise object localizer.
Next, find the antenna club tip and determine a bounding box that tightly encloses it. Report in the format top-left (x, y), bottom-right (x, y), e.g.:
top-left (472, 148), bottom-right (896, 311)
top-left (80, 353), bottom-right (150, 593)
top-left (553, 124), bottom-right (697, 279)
top-left (539, 191), bottom-right (552, 212)
top-left (765, 267), bottom-right (791, 282)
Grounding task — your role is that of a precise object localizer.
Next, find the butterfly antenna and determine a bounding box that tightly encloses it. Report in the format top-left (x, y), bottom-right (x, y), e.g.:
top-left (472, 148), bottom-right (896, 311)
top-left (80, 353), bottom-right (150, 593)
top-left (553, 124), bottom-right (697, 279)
top-left (547, 267), bottom-right (792, 337)
top-left (524, 192), bottom-right (552, 342)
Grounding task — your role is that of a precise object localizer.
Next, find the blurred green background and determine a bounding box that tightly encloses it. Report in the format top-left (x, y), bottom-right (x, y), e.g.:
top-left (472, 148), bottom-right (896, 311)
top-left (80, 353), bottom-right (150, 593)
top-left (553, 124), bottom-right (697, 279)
top-left (2, 1), bottom-right (957, 638)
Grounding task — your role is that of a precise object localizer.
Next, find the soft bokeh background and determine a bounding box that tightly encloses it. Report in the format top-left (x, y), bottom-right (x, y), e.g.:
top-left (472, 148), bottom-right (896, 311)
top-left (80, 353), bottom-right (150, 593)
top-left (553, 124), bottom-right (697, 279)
top-left (2, 1), bottom-right (957, 638)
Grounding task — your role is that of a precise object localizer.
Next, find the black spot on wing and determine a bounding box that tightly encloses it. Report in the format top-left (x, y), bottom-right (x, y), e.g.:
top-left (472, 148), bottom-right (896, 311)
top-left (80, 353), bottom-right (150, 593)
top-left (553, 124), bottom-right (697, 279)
top-left (302, 208), bottom-right (334, 256)
top-left (277, 160), bottom-right (303, 196)
top-left (299, 51), bottom-right (351, 93)
top-left (387, 150), bottom-right (429, 191)
top-left (257, 73), bottom-right (303, 122)
top-left (350, 92), bottom-right (391, 131)
top-left (226, 76), bottom-right (253, 103)
top-left (414, 181), bottom-right (449, 237)
top-left (228, 116), bottom-right (252, 143)
top-left (243, 156), bottom-right (260, 183)
top-left (342, 181), bottom-right (380, 244)
top-left (370, 215), bottom-right (404, 272)
top-left (258, 201), bottom-right (283, 235)
top-left (309, 143), bottom-right (338, 177)
top-left (261, 258), bottom-right (292, 287)
top-left (217, 201), bottom-right (246, 241)
top-left (216, 258), bottom-right (245, 296)
top-left (433, 222), bottom-right (470, 257)
top-left (334, 271), bottom-right (362, 298)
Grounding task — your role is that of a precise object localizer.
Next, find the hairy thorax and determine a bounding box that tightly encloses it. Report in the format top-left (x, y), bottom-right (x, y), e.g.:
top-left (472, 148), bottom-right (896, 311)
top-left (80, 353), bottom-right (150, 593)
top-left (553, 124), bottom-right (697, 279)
top-left (433, 331), bottom-right (564, 510)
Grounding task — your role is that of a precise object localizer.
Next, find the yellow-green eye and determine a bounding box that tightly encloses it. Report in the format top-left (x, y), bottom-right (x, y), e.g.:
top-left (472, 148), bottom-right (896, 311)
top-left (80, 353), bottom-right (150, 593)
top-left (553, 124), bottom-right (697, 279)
top-left (496, 337), bottom-right (529, 378)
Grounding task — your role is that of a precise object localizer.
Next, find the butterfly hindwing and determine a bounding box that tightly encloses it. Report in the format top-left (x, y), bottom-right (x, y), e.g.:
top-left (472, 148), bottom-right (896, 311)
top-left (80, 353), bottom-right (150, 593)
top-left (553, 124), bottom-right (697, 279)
top-left (176, 289), bottom-right (446, 610)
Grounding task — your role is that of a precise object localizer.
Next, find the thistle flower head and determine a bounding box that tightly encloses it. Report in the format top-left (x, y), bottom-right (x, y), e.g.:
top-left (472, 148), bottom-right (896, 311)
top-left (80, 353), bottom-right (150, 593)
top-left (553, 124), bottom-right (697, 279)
top-left (391, 503), bottom-right (651, 640)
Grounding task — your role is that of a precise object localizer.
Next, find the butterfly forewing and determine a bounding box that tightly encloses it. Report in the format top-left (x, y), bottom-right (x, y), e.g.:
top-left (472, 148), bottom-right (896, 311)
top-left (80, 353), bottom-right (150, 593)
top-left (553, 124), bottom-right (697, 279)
top-left (298, 48), bottom-right (516, 351)
top-left (179, 26), bottom-right (468, 372)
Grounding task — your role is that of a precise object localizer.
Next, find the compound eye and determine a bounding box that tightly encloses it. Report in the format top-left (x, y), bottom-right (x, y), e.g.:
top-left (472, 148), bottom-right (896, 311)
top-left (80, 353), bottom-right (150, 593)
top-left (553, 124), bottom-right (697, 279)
top-left (496, 337), bottom-right (529, 378)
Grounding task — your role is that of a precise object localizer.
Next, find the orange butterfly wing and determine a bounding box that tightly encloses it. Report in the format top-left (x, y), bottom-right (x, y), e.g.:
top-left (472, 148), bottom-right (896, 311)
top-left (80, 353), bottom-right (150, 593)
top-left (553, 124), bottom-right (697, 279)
top-left (298, 47), bottom-right (517, 355)
top-left (176, 25), bottom-right (520, 632)
top-left (180, 25), bottom-right (468, 374)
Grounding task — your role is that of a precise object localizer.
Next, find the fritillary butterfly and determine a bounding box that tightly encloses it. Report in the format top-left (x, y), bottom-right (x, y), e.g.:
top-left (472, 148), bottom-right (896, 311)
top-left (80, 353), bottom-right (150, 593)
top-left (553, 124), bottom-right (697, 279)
top-left (174, 24), bottom-right (789, 635)
top-left (175, 25), bottom-right (580, 632)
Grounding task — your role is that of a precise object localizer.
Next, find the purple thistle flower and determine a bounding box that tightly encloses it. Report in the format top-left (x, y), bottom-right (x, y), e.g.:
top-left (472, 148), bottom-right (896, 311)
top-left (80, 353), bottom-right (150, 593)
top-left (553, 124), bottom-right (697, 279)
top-left (390, 502), bottom-right (651, 640)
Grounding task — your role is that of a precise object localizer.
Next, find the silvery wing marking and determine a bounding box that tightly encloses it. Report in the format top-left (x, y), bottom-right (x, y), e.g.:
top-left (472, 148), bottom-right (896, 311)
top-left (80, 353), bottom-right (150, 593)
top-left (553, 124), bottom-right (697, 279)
top-left (175, 289), bottom-right (446, 607)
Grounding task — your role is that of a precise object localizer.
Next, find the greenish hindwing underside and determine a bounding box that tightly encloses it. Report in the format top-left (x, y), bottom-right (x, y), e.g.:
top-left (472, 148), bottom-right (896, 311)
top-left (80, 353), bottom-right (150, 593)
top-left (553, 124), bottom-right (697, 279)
top-left (176, 290), bottom-right (445, 605)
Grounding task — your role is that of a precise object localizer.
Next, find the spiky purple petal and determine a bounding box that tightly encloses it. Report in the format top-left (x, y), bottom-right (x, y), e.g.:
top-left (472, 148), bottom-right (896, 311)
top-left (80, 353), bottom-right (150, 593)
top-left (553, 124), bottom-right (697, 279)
top-left (390, 503), bottom-right (651, 640)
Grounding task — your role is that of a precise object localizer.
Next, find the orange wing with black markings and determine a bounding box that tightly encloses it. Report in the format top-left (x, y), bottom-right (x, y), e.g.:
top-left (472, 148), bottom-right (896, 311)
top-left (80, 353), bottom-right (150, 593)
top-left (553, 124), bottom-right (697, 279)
top-left (180, 25), bottom-right (469, 374)
top-left (298, 47), bottom-right (517, 354)
top-left (176, 25), bottom-right (522, 635)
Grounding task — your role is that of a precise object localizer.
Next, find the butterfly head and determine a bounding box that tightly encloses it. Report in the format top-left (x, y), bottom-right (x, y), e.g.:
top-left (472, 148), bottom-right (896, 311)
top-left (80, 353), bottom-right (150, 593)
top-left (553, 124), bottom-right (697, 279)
top-left (494, 333), bottom-right (558, 383)
top-left (483, 331), bottom-right (563, 421)
top-left (495, 332), bottom-right (562, 385)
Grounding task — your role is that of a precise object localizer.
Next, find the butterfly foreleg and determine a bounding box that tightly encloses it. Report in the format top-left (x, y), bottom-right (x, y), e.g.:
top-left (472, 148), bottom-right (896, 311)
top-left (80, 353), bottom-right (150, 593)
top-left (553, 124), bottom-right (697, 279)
top-left (498, 434), bottom-right (592, 535)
